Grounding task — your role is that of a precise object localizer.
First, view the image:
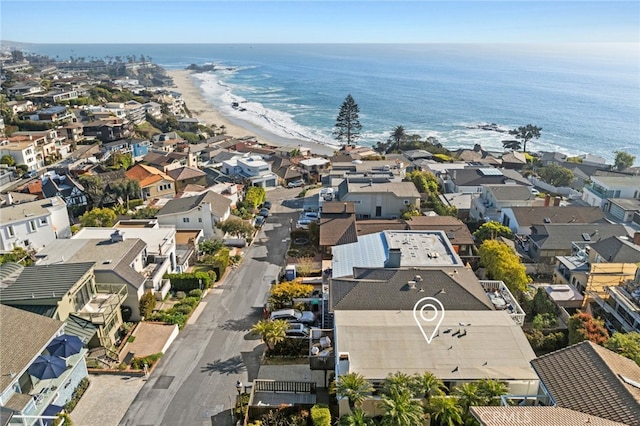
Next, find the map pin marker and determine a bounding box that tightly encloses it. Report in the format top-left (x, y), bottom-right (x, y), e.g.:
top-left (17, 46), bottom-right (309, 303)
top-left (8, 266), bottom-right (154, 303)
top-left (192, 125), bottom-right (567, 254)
top-left (413, 297), bottom-right (445, 344)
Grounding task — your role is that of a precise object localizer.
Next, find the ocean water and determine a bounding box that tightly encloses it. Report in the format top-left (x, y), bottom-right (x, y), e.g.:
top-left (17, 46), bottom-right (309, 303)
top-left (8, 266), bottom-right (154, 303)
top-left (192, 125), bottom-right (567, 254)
top-left (26, 43), bottom-right (640, 163)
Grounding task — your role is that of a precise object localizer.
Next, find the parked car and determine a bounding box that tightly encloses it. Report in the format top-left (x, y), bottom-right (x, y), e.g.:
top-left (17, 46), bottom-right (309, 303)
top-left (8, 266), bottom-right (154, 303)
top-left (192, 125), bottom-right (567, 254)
top-left (23, 170), bottom-right (37, 179)
top-left (296, 219), bottom-right (312, 230)
top-left (259, 208), bottom-right (270, 217)
top-left (263, 201), bottom-right (272, 210)
top-left (270, 308), bottom-right (316, 325)
top-left (254, 216), bottom-right (265, 227)
top-left (287, 179), bottom-right (305, 188)
top-left (304, 211), bottom-right (320, 221)
top-left (285, 323), bottom-right (318, 338)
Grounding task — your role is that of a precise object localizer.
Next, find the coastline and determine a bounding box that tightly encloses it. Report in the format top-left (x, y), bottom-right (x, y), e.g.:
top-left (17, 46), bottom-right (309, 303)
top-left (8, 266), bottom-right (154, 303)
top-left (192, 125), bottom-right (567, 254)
top-left (166, 69), bottom-right (336, 157)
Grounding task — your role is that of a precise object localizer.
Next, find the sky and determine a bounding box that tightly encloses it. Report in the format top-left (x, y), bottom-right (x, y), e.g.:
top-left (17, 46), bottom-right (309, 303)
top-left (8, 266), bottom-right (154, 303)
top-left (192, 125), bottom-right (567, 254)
top-left (1, 1), bottom-right (638, 44)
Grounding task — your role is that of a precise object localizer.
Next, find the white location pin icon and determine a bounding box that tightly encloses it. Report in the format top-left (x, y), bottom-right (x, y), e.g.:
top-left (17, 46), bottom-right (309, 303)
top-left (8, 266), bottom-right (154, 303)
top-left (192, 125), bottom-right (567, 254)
top-left (413, 297), bottom-right (445, 344)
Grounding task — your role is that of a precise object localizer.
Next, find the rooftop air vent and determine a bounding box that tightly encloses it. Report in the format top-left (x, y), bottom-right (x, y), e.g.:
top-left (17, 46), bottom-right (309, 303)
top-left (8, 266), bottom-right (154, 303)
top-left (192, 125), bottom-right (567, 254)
top-left (582, 233), bottom-right (591, 241)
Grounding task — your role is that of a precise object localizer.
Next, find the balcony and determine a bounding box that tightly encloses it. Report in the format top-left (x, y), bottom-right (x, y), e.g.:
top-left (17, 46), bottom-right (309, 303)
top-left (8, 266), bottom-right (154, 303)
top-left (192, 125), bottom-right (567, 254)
top-left (76, 283), bottom-right (127, 325)
top-left (480, 280), bottom-right (526, 326)
top-left (142, 255), bottom-right (171, 289)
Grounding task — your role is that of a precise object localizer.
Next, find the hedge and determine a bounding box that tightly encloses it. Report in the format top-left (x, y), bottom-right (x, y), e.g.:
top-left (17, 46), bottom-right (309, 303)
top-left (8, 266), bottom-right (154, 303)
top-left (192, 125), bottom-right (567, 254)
top-left (310, 404), bottom-right (331, 426)
top-left (212, 247), bottom-right (230, 280)
top-left (165, 271), bottom-right (214, 292)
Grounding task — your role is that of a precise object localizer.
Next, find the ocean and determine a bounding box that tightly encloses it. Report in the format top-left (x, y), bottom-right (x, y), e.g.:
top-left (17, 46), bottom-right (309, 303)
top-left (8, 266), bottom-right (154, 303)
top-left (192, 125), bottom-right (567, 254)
top-left (25, 43), bottom-right (640, 164)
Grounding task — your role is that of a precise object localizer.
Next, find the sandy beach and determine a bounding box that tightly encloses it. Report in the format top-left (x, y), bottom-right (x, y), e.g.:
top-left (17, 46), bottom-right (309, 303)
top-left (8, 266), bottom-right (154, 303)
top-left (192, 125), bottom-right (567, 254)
top-left (166, 69), bottom-right (336, 156)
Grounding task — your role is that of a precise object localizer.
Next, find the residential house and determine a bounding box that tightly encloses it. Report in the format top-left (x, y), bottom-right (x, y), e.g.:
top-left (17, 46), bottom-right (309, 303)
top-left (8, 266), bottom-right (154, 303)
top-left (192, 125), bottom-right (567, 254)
top-left (471, 407), bottom-right (627, 426)
top-left (0, 138), bottom-right (41, 171)
top-left (501, 151), bottom-right (527, 169)
top-left (589, 234), bottom-right (640, 264)
top-left (603, 198), bottom-right (640, 224)
top-left (177, 117), bottom-right (201, 131)
top-left (530, 341), bottom-right (640, 425)
top-left (156, 91), bottom-right (184, 116)
top-left (5, 100), bottom-right (35, 115)
top-left (0, 262), bottom-right (126, 350)
top-left (336, 178), bottom-right (420, 220)
top-left (0, 305), bottom-right (89, 425)
top-left (26, 106), bottom-right (73, 124)
top-left (142, 150), bottom-right (188, 172)
top-left (61, 122), bottom-right (85, 145)
top-left (593, 267), bottom-right (640, 333)
top-left (581, 262), bottom-right (638, 306)
top-left (35, 233), bottom-right (162, 321)
top-left (528, 223), bottom-right (629, 267)
top-left (123, 100), bottom-right (146, 124)
top-left (470, 184), bottom-right (542, 221)
top-left (454, 145), bottom-right (501, 166)
top-left (41, 173), bottom-right (88, 210)
top-left (221, 154), bottom-right (278, 188)
top-left (151, 132), bottom-right (184, 153)
top-left (0, 196), bottom-right (71, 252)
top-left (270, 156), bottom-right (303, 186)
top-left (404, 215), bottom-right (475, 258)
top-left (131, 139), bottom-right (152, 160)
top-left (318, 201), bottom-right (357, 259)
top-left (125, 164), bottom-right (175, 199)
top-left (298, 157), bottom-right (331, 183)
top-left (12, 129), bottom-right (69, 164)
top-left (582, 175), bottom-right (640, 208)
top-left (82, 119), bottom-right (133, 142)
top-left (142, 101), bottom-right (162, 120)
top-left (6, 82), bottom-right (43, 97)
top-left (500, 205), bottom-right (606, 236)
top-left (167, 166), bottom-right (208, 193)
top-left (40, 89), bottom-right (78, 104)
top-left (156, 190), bottom-right (232, 238)
top-left (441, 167), bottom-right (530, 194)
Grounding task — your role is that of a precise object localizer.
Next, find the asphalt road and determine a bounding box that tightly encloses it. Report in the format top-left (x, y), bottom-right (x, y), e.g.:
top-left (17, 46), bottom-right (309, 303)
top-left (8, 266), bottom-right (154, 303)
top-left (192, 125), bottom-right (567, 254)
top-left (120, 188), bottom-right (302, 426)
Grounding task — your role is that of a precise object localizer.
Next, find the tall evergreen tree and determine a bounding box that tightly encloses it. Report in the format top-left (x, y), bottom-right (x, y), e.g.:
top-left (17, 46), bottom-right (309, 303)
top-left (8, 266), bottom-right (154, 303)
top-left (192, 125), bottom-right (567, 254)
top-left (508, 124), bottom-right (542, 154)
top-left (333, 94), bottom-right (362, 147)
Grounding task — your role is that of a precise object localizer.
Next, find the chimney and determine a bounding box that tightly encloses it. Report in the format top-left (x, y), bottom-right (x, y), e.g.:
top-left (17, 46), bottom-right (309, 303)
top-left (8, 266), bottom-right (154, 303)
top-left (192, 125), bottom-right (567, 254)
top-left (385, 248), bottom-right (402, 268)
top-left (6, 193), bottom-right (13, 206)
top-left (343, 202), bottom-right (347, 213)
top-left (634, 232), bottom-right (640, 246)
top-left (553, 196), bottom-right (561, 206)
top-left (544, 194), bottom-right (551, 207)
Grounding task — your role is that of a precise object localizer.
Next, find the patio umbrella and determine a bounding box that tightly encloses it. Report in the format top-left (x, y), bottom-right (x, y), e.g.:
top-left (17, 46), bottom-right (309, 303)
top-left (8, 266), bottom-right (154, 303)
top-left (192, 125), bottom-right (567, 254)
top-left (47, 334), bottom-right (83, 358)
top-left (28, 355), bottom-right (66, 380)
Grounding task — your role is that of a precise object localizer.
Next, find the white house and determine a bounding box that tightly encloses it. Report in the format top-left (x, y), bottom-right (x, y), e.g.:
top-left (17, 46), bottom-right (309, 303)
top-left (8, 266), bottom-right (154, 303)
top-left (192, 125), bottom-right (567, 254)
top-left (221, 154), bottom-right (278, 188)
top-left (582, 175), bottom-right (640, 208)
top-left (470, 184), bottom-right (542, 222)
top-left (156, 190), bottom-right (232, 238)
top-left (0, 196), bottom-right (71, 252)
top-left (336, 178), bottom-right (420, 220)
top-left (0, 138), bottom-right (41, 171)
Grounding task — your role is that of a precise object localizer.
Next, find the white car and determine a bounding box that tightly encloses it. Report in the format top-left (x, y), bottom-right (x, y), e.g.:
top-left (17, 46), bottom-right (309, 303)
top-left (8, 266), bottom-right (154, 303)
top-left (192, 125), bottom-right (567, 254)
top-left (296, 219), bottom-right (312, 230)
top-left (285, 323), bottom-right (318, 338)
top-left (270, 308), bottom-right (316, 325)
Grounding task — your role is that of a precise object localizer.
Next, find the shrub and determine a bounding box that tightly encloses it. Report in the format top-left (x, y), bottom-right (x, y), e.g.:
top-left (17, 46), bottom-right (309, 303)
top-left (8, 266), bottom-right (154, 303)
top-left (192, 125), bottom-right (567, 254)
top-left (310, 404), bottom-right (331, 426)
top-left (188, 289), bottom-right (203, 299)
top-left (139, 292), bottom-right (156, 319)
top-left (174, 304), bottom-right (193, 315)
top-left (128, 199), bottom-right (144, 208)
top-left (165, 272), bottom-right (213, 291)
top-left (64, 378), bottom-right (90, 412)
top-left (53, 413), bottom-right (73, 426)
top-left (178, 297), bottom-right (200, 308)
top-left (131, 352), bottom-right (163, 370)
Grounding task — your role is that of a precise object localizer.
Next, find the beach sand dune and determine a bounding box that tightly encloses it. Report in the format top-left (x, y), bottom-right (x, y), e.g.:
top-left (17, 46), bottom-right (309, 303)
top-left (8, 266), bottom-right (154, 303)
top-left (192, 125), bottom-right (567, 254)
top-left (166, 69), bottom-right (336, 156)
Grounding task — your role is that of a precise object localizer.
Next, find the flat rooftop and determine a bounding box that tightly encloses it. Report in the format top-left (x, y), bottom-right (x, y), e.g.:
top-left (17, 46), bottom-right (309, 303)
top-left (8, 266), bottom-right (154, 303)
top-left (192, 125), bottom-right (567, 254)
top-left (332, 230), bottom-right (462, 278)
top-left (334, 310), bottom-right (538, 382)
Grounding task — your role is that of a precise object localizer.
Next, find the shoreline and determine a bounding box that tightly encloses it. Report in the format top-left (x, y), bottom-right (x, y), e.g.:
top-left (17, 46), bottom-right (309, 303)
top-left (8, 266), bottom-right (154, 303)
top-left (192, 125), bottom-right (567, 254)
top-left (166, 69), bottom-right (336, 157)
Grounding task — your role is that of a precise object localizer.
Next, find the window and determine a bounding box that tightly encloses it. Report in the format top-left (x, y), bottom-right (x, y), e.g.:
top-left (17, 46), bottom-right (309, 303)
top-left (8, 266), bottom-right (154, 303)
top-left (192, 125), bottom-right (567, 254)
top-left (8, 225), bottom-right (15, 237)
top-left (198, 218), bottom-right (202, 223)
top-left (375, 206), bottom-right (382, 217)
top-left (183, 218), bottom-right (190, 223)
top-left (40, 217), bottom-right (48, 225)
top-left (29, 220), bottom-right (36, 232)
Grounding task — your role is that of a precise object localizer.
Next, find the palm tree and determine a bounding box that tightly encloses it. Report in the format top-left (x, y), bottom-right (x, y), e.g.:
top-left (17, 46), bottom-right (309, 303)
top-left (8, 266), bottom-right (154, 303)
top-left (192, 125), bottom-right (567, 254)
top-left (250, 319), bottom-right (288, 351)
top-left (476, 379), bottom-right (508, 406)
top-left (338, 408), bottom-right (375, 426)
top-left (415, 371), bottom-right (446, 401)
top-left (453, 382), bottom-right (486, 420)
top-left (382, 372), bottom-right (420, 398)
top-left (426, 396), bottom-right (463, 426)
top-left (334, 372), bottom-right (374, 411)
top-left (380, 388), bottom-right (425, 426)
top-left (390, 125), bottom-right (406, 152)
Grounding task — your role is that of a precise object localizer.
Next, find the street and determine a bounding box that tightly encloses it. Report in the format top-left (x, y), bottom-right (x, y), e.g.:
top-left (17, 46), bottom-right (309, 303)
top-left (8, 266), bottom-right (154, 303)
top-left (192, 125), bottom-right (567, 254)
top-left (120, 188), bottom-right (301, 426)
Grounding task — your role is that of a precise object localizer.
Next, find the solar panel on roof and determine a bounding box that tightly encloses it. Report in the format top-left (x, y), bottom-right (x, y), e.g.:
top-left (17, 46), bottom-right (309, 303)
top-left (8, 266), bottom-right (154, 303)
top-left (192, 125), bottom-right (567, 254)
top-left (478, 168), bottom-right (503, 176)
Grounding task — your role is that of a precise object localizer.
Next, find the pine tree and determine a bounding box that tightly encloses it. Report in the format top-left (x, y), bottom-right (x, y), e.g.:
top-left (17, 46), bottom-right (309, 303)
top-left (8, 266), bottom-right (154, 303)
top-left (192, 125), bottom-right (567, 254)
top-left (333, 94), bottom-right (362, 147)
